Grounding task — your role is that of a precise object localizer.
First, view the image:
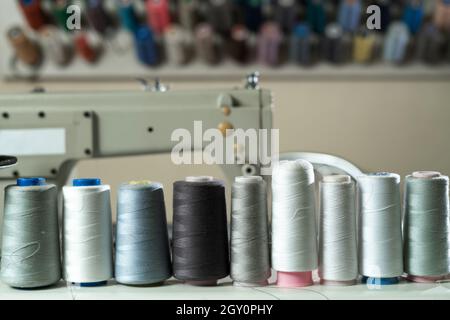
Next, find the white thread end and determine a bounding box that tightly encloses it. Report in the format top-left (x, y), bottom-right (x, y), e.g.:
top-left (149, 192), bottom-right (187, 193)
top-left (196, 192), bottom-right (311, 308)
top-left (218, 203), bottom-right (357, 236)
top-left (235, 176), bottom-right (263, 184)
top-left (185, 176), bottom-right (214, 183)
top-left (128, 180), bottom-right (153, 186)
top-left (412, 171), bottom-right (441, 179)
top-left (276, 159), bottom-right (313, 172)
top-left (359, 172), bottom-right (401, 183)
top-left (322, 175), bottom-right (351, 184)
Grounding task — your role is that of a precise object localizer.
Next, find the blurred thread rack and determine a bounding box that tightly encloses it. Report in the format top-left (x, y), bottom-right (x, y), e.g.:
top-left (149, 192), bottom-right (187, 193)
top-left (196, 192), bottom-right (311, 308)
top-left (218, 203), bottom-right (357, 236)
top-left (1, 0), bottom-right (450, 81)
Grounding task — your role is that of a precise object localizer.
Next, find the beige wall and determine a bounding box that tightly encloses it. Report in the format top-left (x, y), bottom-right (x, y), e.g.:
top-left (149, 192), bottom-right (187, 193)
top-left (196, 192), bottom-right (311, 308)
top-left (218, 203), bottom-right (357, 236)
top-left (1, 79), bottom-right (449, 221)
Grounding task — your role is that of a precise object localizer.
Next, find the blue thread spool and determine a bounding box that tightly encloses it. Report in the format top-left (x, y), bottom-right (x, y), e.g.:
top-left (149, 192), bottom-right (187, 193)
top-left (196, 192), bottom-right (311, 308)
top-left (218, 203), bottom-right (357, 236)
top-left (291, 23), bottom-right (314, 66)
top-left (307, 0), bottom-right (326, 34)
top-left (383, 22), bottom-right (410, 64)
top-left (71, 178), bottom-right (107, 287)
top-left (403, 0), bottom-right (424, 34)
top-left (242, 0), bottom-right (263, 33)
top-left (338, 0), bottom-right (362, 33)
top-left (118, 0), bottom-right (139, 33)
top-left (134, 26), bottom-right (158, 66)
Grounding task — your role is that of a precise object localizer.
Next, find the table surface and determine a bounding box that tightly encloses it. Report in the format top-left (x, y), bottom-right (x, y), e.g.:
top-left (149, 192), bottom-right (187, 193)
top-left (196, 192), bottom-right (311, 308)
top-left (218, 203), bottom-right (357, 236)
top-left (1, 278), bottom-right (449, 300)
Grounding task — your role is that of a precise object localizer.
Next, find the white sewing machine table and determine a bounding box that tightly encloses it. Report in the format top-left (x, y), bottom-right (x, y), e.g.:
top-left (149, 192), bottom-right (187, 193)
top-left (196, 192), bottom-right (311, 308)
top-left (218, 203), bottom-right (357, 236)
top-left (0, 278), bottom-right (448, 300)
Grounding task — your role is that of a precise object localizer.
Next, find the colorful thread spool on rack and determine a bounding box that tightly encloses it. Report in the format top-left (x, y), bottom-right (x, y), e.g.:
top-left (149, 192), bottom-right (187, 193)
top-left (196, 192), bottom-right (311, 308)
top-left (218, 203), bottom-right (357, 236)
top-left (18, 0), bottom-right (48, 31)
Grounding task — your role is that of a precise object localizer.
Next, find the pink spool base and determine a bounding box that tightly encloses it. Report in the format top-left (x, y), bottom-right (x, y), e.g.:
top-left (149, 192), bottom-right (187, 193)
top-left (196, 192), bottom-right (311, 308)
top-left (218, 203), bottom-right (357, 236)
top-left (276, 271), bottom-right (313, 287)
top-left (407, 274), bottom-right (447, 283)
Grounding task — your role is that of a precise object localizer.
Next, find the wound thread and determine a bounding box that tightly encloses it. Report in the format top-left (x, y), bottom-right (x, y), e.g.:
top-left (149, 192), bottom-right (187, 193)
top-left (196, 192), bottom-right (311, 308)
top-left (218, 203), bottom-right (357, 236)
top-left (272, 160), bottom-right (318, 287)
top-left (115, 181), bottom-right (172, 285)
top-left (319, 175), bottom-right (358, 285)
top-left (404, 172), bottom-right (449, 281)
top-left (172, 177), bottom-right (229, 285)
top-left (1, 178), bottom-right (61, 288)
top-left (62, 179), bottom-right (113, 285)
top-left (358, 173), bottom-right (403, 282)
top-left (231, 176), bottom-right (270, 287)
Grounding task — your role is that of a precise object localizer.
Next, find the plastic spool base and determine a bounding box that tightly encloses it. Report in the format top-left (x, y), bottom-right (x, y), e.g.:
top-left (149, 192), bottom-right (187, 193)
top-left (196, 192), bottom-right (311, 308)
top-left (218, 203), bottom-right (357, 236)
top-left (73, 281), bottom-right (108, 288)
top-left (233, 279), bottom-right (269, 288)
top-left (320, 279), bottom-right (357, 286)
top-left (361, 276), bottom-right (399, 285)
top-left (118, 281), bottom-right (165, 287)
top-left (185, 280), bottom-right (218, 286)
top-left (406, 275), bottom-right (448, 283)
top-left (276, 271), bottom-right (314, 288)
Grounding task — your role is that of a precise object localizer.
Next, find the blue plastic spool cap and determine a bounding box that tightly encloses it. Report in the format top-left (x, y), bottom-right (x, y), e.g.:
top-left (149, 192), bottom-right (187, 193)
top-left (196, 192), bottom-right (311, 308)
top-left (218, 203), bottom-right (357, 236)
top-left (73, 178), bottom-right (102, 187)
top-left (361, 276), bottom-right (399, 285)
top-left (17, 177), bottom-right (46, 187)
top-left (71, 178), bottom-right (107, 287)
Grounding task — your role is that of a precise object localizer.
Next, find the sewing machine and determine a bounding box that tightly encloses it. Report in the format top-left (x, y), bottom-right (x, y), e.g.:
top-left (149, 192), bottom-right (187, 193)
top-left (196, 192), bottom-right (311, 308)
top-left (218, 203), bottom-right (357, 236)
top-left (0, 78), bottom-right (273, 182)
top-left (0, 75), bottom-right (361, 186)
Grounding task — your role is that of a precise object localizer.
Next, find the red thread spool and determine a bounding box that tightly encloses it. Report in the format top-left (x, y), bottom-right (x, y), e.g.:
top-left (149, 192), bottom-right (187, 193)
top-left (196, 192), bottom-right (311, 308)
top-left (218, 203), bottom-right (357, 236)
top-left (75, 33), bottom-right (99, 64)
top-left (146, 0), bottom-right (171, 34)
top-left (18, 0), bottom-right (47, 31)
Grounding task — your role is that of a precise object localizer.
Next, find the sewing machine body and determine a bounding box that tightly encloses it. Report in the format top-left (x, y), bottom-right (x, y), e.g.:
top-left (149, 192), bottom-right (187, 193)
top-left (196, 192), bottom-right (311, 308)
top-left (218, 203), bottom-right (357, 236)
top-left (0, 88), bottom-right (273, 184)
